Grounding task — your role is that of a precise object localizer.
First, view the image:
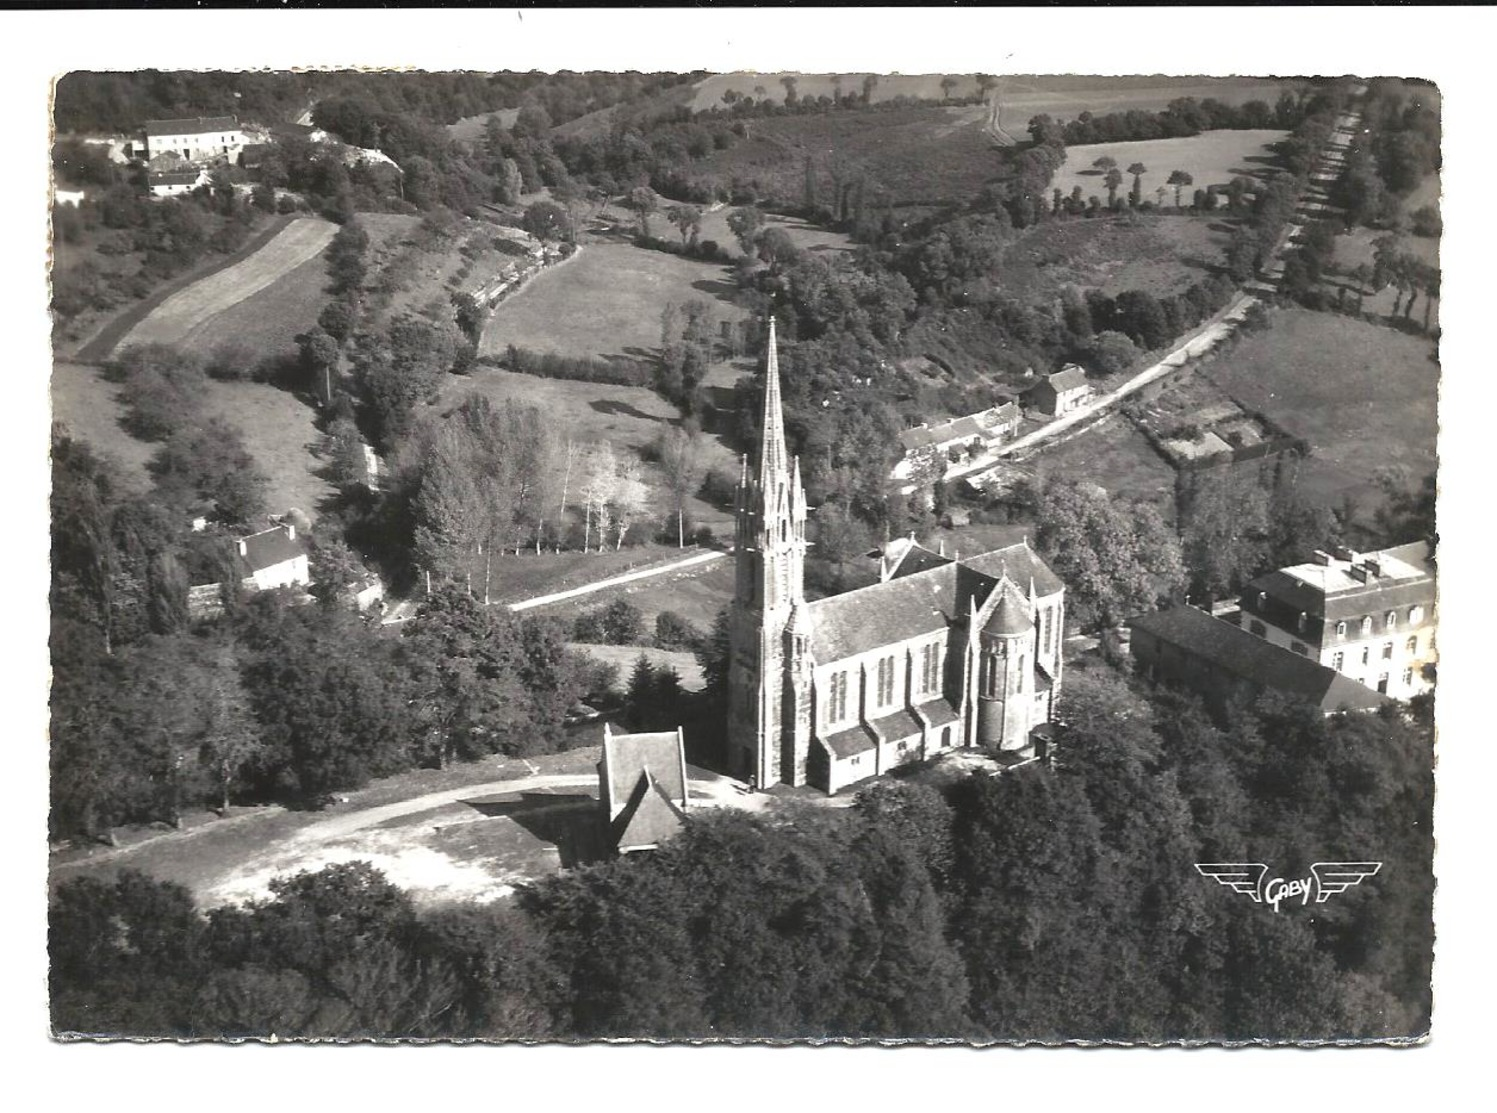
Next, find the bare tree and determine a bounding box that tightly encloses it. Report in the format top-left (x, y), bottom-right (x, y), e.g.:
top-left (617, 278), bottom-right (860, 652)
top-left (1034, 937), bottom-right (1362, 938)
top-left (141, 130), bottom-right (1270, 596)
top-left (660, 425), bottom-right (705, 547)
top-left (611, 457), bottom-right (651, 550)
top-left (579, 442), bottom-right (620, 553)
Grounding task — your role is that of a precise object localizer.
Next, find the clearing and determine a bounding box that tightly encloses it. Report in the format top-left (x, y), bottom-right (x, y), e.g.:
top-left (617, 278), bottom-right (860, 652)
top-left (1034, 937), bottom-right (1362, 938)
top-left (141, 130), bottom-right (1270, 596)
top-left (50, 360), bottom-right (335, 519)
top-left (1048, 130), bottom-right (1289, 205)
top-left (113, 218), bottom-right (337, 352)
top-left (1200, 308), bottom-right (1438, 514)
top-left (1030, 412), bottom-right (1178, 516)
top-left (519, 551), bottom-right (738, 634)
top-left (174, 243), bottom-right (332, 364)
top-left (996, 213), bottom-right (1230, 302)
top-left (478, 240), bottom-right (746, 363)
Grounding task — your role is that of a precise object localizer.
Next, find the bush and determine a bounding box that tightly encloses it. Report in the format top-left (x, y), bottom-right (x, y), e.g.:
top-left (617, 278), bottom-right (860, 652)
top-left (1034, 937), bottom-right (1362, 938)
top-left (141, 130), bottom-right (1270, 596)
top-left (654, 611), bottom-right (705, 652)
top-left (699, 467), bottom-right (738, 508)
top-left (205, 339), bottom-right (259, 382)
top-left (572, 599), bottom-right (646, 646)
top-left (497, 345), bottom-right (652, 388)
top-left (1410, 205), bottom-right (1441, 238)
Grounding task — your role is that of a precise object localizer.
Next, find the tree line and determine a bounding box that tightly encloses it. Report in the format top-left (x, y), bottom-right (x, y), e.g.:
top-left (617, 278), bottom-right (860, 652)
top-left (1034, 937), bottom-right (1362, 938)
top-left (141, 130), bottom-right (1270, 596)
top-left (50, 660), bottom-right (1432, 1041)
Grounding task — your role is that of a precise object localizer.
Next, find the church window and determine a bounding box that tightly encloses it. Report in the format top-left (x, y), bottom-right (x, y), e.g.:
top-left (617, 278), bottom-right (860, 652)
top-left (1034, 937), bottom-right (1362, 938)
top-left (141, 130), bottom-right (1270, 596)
top-left (826, 671), bottom-right (849, 724)
top-left (921, 643), bottom-right (941, 694)
top-left (1042, 608), bottom-right (1053, 655)
top-left (877, 656), bottom-right (896, 707)
top-left (1017, 655), bottom-right (1025, 694)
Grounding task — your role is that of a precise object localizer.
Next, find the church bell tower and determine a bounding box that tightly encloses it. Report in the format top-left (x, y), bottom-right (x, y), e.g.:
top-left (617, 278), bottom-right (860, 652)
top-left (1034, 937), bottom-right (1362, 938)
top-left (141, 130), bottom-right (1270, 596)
top-left (727, 318), bottom-right (812, 787)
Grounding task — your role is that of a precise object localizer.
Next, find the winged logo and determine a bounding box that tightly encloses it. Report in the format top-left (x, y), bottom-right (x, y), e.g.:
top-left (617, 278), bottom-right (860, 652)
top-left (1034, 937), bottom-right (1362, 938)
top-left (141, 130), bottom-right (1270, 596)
top-left (1194, 861), bottom-right (1382, 911)
top-left (1309, 861), bottom-right (1382, 902)
top-left (1195, 863), bottom-right (1268, 902)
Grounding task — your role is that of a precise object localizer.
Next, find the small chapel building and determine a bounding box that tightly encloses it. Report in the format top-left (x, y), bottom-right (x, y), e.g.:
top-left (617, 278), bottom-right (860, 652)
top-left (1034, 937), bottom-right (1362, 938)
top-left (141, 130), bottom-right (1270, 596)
top-left (727, 320), bottom-right (1068, 794)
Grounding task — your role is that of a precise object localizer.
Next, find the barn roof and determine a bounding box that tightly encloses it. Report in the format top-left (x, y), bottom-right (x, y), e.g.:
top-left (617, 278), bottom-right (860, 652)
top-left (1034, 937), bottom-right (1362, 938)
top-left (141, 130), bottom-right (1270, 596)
top-left (144, 116), bottom-right (240, 136)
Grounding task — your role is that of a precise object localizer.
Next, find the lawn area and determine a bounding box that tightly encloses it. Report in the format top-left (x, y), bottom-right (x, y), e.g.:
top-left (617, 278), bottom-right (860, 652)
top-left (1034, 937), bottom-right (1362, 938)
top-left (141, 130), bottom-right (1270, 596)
top-left (1031, 412), bottom-right (1178, 516)
top-left (50, 360), bottom-right (334, 519)
top-left (983, 75), bottom-right (1298, 133)
top-left (115, 218), bottom-right (336, 352)
top-left (478, 240), bottom-right (746, 363)
top-left (691, 206), bottom-right (854, 258)
top-left (1049, 130), bottom-right (1289, 205)
top-left (523, 552), bottom-right (737, 633)
top-left (1201, 308), bottom-right (1439, 515)
top-left (570, 643), bottom-right (706, 691)
top-left (997, 213), bottom-right (1230, 302)
top-left (471, 543), bottom-right (718, 606)
top-left (446, 106), bottom-right (518, 141)
top-left (179, 241), bottom-right (332, 364)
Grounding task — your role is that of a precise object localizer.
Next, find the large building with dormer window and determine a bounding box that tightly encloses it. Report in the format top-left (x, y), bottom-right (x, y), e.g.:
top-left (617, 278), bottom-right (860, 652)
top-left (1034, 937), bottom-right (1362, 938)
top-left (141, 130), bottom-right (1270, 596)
top-left (1235, 541), bottom-right (1436, 701)
top-left (727, 320), bottom-right (1067, 794)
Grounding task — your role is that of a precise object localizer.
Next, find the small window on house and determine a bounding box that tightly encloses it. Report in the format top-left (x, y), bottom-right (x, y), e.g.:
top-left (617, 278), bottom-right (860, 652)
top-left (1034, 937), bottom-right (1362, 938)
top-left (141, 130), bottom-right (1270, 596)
top-left (1256, 591), bottom-right (1267, 610)
top-left (1402, 668), bottom-right (1415, 687)
top-left (1406, 635), bottom-right (1419, 655)
top-left (1361, 616), bottom-right (1373, 636)
top-left (1331, 651), bottom-right (1345, 671)
top-left (1249, 621), bottom-right (1266, 637)
top-left (1361, 646), bottom-right (1371, 666)
top-left (1335, 620), bottom-right (1347, 637)
top-left (1382, 642), bottom-right (1394, 660)
top-left (1377, 674), bottom-right (1389, 695)
top-left (1409, 605), bottom-right (1424, 624)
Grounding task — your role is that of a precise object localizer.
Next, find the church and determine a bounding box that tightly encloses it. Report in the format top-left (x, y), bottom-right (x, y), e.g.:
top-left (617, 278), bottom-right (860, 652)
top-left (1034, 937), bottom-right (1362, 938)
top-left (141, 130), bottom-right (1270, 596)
top-left (727, 320), bottom-right (1068, 794)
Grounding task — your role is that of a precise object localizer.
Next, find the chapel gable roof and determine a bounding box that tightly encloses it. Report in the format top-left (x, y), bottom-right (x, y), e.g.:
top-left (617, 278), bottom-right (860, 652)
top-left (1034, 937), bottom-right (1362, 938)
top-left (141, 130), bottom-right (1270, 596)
top-left (600, 727), bottom-right (687, 816)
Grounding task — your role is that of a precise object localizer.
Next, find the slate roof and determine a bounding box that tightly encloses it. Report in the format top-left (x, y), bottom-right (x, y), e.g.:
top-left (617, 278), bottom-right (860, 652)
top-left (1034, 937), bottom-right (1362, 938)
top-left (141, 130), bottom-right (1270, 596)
top-left (238, 526), bottom-right (307, 573)
top-left (897, 402), bottom-right (1019, 453)
top-left (884, 539), bottom-right (953, 579)
top-left (809, 541), bottom-right (1060, 664)
top-left (984, 578), bottom-right (1033, 637)
top-left (600, 728), bottom-right (686, 817)
top-left (1128, 606), bottom-right (1387, 713)
top-left (1045, 365), bottom-right (1089, 392)
top-left (1247, 540), bottom-right (1436, 623)
top-left (821, 723), bottom-right (877, 759)
top-left (914, 699), bottom-right (961, 728)
top-left (611, 770), bottom-right (686, 852)
top-left (149, 169), bottom-right (205, 187)
top-left (868, 709), bottom-right (923, 744)
top-left (144, 116), bottom-right (240, 136)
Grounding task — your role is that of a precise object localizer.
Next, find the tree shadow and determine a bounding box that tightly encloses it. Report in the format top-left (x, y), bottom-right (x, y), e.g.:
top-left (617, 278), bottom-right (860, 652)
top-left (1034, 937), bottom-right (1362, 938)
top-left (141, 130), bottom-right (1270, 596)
top-left (461, 791), bottom-right (609, 867)
top-left (690, 277), bottom-right (740, 301)
top-left (590, 398), bottom-right (666, 423)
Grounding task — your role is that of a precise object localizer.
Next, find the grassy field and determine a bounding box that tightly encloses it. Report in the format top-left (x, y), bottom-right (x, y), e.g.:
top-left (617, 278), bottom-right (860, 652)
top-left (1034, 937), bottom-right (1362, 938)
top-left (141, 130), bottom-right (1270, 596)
top-left (1031, 412), bottom-right (1178, 516)
top-left (701, 104), bottom-right (1002, 207)
top-left (525, 551), bottom-right (738, 633)
top-left (570, 643), bottom-right (706, 691)
top-left (477, 240), bottom-right (747, 362)
top-left (178, 244), bottom-right (331, 364)
top-left (50, 360), bottom-right (335, 518)
top-left (1202, 309), bottom-right (1438, 513)
top-left (115, 218), bottom-right (336, 352)
top-left (1049, 130), bottom-right (1289, 204)
top-left (997, 213), bottom-right (1230, 301)
top-left (446, 106), bottom-right (519, 142)
top-left (981, 75), bottom-right (1299, 133)
top-left (690, 206), bottom-right (854, 257)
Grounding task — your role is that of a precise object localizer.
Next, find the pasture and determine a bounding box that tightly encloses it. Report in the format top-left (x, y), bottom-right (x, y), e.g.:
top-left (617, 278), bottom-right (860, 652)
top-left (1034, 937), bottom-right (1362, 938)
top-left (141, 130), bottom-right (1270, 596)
top-left (478, 241), bottom-right (746, 363)
top-left (114, 218), bottom-right (336, 352)
top-left (1048, 130), bottom-right (1289, 205)
top-left (50, 360), bottom-right (335, 519)
top-left (1201, 309), bottom-right (1438, 514)
top-left (446, 106), bottom-right (519, 142)
top-left (525, 550), bottom-right (738, 634)
top-left (177, 245), bottom-right (331, 364)
top-left (996, 213), bottom-right (1230, 302)
top-left (979, 75), bottom-right (1299, 133)
top-left (1030, 412), bottom-right (1178, 516)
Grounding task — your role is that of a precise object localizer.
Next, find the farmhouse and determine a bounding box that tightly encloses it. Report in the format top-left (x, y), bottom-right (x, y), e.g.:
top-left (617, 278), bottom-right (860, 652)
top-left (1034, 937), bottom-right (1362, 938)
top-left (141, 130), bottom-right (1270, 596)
top-left (236, 523), bottom-right (311, 592)
top-left (1027, 364), bottom-right (1093, 417)
top-left (1235, 541), bottom-right (1436, 700)
top-left (147, 167), bottom-right (210, 198)
top-left (1128, 605), bottom-right (1388, 716)
top-left (142, 115), bottom-right (245, 163)
top-left (730, 320), bottom-right (1066, 795)
top-left (597, 723), bottom-right (689, 855)
top-left (892, 400), bottom-right (1021, 482)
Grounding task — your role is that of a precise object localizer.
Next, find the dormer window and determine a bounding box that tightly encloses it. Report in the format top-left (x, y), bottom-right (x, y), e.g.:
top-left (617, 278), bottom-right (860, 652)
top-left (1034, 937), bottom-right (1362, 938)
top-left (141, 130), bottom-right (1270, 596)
top-left (1360, 616), bottom-right (1373, 636)
top-left (1409, 605), bottom-right (1424, 624)
top-left (1296, 611), bottom-right (1307, 633)
top-left (1385, 610), bottom-right (1397, 630)
top-left (1336, 621), bottom-right (1347, 638)
top-left (1256, 591), bottom-right (1267, 610)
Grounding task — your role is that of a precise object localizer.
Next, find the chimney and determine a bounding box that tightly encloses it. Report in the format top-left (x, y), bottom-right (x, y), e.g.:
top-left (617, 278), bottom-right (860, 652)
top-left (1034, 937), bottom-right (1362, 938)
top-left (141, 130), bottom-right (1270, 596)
top-left (1332, 544), bottom-right (1357, 563)
top-left (1311, 549), bottom-right (1333, 565)
top-left (285, 523), bottom-right (296, 542)
top-left (1348, 565), bottom-right (1369, 583)
top-left (1362, 557), bottom-right (1381, 578)
top-left (237, 539), bottom-right (248, 557)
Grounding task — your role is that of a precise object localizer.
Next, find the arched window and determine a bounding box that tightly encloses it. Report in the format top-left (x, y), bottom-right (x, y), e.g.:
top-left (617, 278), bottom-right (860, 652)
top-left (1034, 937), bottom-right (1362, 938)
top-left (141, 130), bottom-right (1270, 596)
top-left (1409, 605), bottom-right (1424, 624)
top-left (1336, 621), bottom-right (1347, 638)
top-left (1361, 616), bottom-right (1373, 636)
top-left (1385, 610), bottom-right (1397, 630)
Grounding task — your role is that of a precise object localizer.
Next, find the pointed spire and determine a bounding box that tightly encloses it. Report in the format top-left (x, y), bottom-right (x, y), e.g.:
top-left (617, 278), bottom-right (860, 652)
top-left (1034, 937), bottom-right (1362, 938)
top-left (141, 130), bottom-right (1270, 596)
top-left (759, 316), bottom-right (789, 485)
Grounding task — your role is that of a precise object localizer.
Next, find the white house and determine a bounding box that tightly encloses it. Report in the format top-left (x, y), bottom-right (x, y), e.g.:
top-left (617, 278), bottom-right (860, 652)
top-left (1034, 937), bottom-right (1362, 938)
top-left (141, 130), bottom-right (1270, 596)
top-left (892, 400), bottom-right (1021, 483)
top-left (142, 115), bottom-right (245, 163)
top-left (236, 524), bottom-right (311, 592)
top-left (148, 167), bottom-right (211, 198)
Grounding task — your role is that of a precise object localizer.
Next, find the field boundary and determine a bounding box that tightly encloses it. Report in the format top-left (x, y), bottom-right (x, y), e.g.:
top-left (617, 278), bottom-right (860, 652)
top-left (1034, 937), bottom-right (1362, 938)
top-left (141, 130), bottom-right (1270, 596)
top-left (70, 214), bottom-right (294, 364)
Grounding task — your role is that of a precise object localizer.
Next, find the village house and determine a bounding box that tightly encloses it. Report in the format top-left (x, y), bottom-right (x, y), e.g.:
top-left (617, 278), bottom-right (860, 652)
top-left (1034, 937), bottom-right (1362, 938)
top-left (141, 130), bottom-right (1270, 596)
top-left (1026, 364), bottom-right (1093, 417)
top-left (730, 321), bottom-right (1066, 795)
top-left (141, 115), bottom-right (245, 164)
top-left (1128, 605), bottom-right (1388, 716)
top-left (1234, 541), bottom-right (1436, 700)
top-left (597, 723), bottom-right (690, 855)
top-left (147, 167), bottom-right (210, 198)
top-left (236, 523), bottom-right (311, 592)
top-left (892, 400), bottom-right (1021, 483)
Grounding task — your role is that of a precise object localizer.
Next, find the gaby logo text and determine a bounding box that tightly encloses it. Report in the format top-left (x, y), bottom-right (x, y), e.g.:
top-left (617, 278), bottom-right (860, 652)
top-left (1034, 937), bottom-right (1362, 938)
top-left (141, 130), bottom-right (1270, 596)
top-left (1194, 862), bottom-right (1382, 912)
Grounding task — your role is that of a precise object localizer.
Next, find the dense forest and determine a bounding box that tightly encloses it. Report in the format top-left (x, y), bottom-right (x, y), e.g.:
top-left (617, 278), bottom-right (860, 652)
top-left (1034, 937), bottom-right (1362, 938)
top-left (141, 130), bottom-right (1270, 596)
top-left (50, 666), bottom-right (1433, 1041)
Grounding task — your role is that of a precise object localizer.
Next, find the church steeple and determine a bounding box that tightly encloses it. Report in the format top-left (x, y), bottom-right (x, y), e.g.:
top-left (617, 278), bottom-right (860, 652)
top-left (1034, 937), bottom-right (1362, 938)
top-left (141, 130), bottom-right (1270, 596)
top-left (728, 316), bottom-right (812, 790)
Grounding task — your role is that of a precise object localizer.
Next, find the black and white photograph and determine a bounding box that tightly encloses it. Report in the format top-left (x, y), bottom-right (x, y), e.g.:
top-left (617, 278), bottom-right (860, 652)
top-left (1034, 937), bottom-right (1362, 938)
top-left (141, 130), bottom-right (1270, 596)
top-left (16, 5), bottom-right (1489, 1087)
